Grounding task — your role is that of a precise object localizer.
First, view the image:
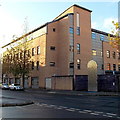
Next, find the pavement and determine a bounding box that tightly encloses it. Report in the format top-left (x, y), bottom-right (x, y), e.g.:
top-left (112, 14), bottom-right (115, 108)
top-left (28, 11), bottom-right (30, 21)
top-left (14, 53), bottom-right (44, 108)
top-left (1, 89), bottom-right (120, 107)
top-left (0, 95), bottom-right (33, 107)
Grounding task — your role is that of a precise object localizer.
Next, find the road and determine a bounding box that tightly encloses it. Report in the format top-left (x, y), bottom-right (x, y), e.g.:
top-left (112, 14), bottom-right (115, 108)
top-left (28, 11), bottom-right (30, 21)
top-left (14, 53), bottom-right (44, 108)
top-left (1, 89), bottom-right (120, 119)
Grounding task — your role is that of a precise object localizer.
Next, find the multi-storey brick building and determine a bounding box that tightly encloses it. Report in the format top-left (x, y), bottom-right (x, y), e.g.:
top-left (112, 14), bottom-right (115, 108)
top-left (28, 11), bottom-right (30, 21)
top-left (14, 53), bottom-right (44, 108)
top-left (2, 4), bottom-right (119, 91)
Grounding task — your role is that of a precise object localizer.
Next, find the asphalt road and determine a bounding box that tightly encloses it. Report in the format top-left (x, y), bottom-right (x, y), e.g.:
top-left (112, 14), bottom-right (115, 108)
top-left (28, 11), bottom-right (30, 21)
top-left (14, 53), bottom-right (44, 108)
top-left (1, 89), bottom-right (120, 119)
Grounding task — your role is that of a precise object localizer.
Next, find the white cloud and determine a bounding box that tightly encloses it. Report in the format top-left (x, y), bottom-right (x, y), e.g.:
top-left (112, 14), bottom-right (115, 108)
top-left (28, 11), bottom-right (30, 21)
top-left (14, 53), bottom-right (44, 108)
top-left (91, 22), bottom-right (98, 29)
top-left (0, 8), bottom-right (23, 48)
top-left (102, 17), bottom-right (118, 33)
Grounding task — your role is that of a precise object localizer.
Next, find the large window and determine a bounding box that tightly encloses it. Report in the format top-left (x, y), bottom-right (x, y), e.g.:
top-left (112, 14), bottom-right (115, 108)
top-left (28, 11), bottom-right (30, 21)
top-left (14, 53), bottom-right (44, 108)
top-left (77, 44), bottom-right (80, 54)
top-left (106, 50), bottom-right (110, 58)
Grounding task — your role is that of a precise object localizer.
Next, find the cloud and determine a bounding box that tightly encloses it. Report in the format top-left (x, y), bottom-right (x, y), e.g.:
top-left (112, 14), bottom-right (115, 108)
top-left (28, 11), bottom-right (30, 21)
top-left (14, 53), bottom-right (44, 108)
top-left (102, 17), bottom-right (118, 33)
top-left (0, 8), bottom-right (23, 48)
top-left (91, 22), bottom-right (98, 29)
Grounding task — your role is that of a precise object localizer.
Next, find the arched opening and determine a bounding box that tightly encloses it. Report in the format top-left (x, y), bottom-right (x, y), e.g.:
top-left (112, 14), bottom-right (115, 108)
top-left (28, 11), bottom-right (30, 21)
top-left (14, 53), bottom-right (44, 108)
top-left (87, 60), bottom-right (97, 91)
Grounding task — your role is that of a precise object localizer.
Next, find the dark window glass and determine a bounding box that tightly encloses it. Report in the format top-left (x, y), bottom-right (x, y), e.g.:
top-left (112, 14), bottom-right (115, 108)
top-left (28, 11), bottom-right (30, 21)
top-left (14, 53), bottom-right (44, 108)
top-left (32, 62), bottom-right (34, 70)
top-left (92, 32), bottom-right (96, 39)
top-left (36, 61), bottom-right (39, 70)
top-left (50, 62), bottom-right (55, 66)
top-left (53, 28), bottom-right (56, 32)
top-left (76, 27), bottom-right (80, 35)
top-left (50, 46), bottom-right (56, 50)
top-left (113, 64), bottom-right (116, 71)
top-left (112, 51), bottom-right (116, 59)
top-left (69, 27), bottom-right (74, 34)
top-left (69, 62), bottom-right (74, 68)
top-left (77, 44), bottom-right (80, 54)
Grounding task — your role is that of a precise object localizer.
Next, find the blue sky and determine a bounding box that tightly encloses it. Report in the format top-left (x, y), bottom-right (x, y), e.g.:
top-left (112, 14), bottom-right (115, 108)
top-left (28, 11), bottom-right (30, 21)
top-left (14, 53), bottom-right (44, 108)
top-left (0, 1), bottom-right (119, 48)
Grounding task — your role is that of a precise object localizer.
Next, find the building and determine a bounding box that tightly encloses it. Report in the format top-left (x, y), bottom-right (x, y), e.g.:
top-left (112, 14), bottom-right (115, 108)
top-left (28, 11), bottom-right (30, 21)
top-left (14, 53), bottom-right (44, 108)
top-left (2, 4), bottom-right (120, 91)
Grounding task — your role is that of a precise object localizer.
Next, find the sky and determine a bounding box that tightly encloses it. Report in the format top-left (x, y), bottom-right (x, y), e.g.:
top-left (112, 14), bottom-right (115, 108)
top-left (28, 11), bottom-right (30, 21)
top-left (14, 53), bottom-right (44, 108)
top-left (0, 0), bottom-right (119, 50)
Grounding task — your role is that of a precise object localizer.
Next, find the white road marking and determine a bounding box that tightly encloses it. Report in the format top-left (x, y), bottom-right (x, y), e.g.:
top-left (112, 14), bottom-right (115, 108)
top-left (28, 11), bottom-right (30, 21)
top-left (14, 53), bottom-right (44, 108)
top-left (59, 106), bottom-right (67, 109)
top-left (83, 110), bottom-right (92, 113)
top-left (56, 107), bottom-right (63, 109)
top-left (106, 113), bottom-right (117, 116)
top-left (75, 108), bottom-right (81, 111)
top-left (66, 108), bottom-right (75, 112)
top-left (90, 113), bottom-right (99, 116)
top-left (79, 111), bottom-right (87, 113)
top-left (94, 111), bottom-right (103, 114)
top-left (117, 117), bottom-right (120, 119)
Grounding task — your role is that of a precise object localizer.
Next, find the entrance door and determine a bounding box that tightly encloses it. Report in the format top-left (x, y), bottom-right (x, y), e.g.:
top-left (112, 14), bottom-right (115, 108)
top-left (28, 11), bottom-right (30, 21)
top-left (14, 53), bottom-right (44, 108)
top-left (31, 77), bottom-right (39, 89)
top-left (45, 78), bottom-right (52, 89)
top-left (87, 60), bottom-right (97, 91)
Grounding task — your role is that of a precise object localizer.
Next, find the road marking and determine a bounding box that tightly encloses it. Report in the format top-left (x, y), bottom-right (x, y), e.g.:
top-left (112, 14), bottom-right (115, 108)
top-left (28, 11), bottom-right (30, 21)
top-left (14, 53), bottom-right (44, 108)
top-left (94, 111), bottom-right (103, 114)
top-left (66, 108), bottom-right (75, 112)
top-left (59, 106), bottom-right (67, 109)
top-left (90, 113), bottom-right (99, 116)
top-left (83, 110), bottom-right (92, 113)
top-left (49, 105), bottom-right (56, 107)
top-left (117, 117), bottom-right (120, 119)
top-left (75, 108), bottom-right (81, 111)
top-left (106, 113), bottom-right (117, 116)
top-left (56, 107), bottom-right (63, 110)
top-left (79, 111), bottom-right (87, 113)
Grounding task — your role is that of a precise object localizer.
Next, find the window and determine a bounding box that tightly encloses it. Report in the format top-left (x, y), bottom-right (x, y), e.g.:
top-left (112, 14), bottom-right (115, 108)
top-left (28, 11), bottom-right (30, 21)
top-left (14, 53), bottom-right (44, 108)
top-left (106, 50), bottom-right (110, 58)
top-left (32, 62), bottom-right (34, 70)
top-left (50, 62), bottom-right (55, 66)
top-left (69, 45), bottom-right (73, 52)
top-left (102, 64), bottom-right (104, 70)
top-left (101, 51), bottom-right (103, 57)
top-left (100, 35), bottom-right (104, 41)
top-left (76, 27), bottom-right (80, 35)
top-left (117, 52), bottom-right (120, 60)
top-left (36, 61), bottom-right (39, 70)
top-left (37, 46), bottom-right (40, 55)
top-left (77, 59), bottom-right (81, 70)
top-left (92, 32), bottom-right (96, 39)
top-left (28, 49), bottom-right (30, 57)
top-left (118, 65), bottom-right (120, 71)
top-left (50, 46), bottom-right (56, 50)
top-left (69, 27), bottom-right (74, 34)
top-left (77, 44), bottom-right (80, 54)
top-left (76, 13), bottom-right (80, 27)
top-left (92, 49), bottom-right (97, 56)
top-left (107, 63), bottom-right (111, 70)
top-left (53, 28), bottom-right (56, 32)
top-left (112, 51), bottom-right (116, 59)
top-left (32, 48), bottom-right (35, 56)
top-left (69, 62), bottom-right (74, 68)
top-left (113, 64), bottom-right (116, 71)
